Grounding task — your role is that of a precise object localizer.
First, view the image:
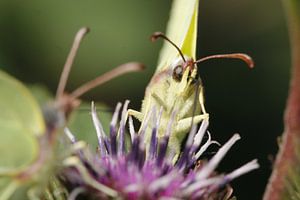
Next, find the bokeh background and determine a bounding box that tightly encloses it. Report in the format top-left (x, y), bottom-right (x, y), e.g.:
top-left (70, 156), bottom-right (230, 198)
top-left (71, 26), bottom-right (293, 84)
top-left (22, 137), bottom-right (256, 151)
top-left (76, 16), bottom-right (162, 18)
top-left (0, 0), bottom-right (289, 199)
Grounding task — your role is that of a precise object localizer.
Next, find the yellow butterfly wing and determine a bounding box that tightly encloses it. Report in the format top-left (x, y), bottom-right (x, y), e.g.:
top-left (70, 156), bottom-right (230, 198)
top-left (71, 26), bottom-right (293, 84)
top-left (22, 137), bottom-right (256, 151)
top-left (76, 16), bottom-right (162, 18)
top-left (156, 0), bottom-right (199, 73)
top-left (0, 70), bottom-right (45, 175)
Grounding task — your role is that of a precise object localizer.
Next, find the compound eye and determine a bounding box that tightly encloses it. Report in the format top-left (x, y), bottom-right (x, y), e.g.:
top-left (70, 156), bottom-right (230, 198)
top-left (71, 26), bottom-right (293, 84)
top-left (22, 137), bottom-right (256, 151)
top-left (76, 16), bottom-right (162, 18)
top-left (172, 65), bottom-right (184, 81)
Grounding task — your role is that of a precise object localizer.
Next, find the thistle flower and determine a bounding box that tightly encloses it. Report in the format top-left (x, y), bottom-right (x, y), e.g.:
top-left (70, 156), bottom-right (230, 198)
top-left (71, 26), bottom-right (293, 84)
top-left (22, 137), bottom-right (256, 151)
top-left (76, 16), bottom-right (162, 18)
top-left (62, 101), bottom-right (259, 200)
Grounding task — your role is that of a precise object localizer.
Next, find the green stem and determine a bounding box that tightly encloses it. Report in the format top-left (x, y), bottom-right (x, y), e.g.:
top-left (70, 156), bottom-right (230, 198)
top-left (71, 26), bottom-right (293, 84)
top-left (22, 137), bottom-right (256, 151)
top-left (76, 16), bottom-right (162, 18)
top-left (264, 0), bottom-right (300, 199)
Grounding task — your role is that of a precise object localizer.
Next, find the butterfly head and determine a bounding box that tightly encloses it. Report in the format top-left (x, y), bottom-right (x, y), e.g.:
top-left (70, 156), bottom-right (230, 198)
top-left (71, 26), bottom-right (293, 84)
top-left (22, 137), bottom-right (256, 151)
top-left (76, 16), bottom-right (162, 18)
top-left (167, 55), bottom-right (200, 98)
top-left (151, 32), bottom-right (201, 90)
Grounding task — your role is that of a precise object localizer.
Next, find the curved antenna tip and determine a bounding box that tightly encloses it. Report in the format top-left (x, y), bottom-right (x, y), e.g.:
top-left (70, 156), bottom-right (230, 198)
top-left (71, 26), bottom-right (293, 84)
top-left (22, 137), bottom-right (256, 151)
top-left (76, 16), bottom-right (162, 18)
top-left (150, 32), bottom-right (164, 42)
top-left (150, 31), bottom-right (186, 62)
top-left (195, 53), bottom-right (255, 69)
top-left (243, 54), bottom-right (255, 69)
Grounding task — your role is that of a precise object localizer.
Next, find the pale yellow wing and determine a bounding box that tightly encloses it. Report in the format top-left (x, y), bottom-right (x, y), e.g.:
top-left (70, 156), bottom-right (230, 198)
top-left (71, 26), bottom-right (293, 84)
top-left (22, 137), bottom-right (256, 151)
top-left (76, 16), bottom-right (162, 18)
top-left (0, 70), bottom-right (45, 175)
top-left (156, 0), bottom-right (199, 72)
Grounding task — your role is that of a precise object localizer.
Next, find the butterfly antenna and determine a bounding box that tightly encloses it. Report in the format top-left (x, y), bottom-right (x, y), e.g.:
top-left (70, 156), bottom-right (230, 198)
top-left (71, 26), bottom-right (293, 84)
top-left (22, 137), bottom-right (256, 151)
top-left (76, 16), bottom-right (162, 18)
top-left (151, 32), bottom-right (186, 62)
top-left (56, 27), bottom-right (90, 100)
top-left (194, 53), bottom-right (254, 68)
top-left (70, 62), bottom-right (145, 99)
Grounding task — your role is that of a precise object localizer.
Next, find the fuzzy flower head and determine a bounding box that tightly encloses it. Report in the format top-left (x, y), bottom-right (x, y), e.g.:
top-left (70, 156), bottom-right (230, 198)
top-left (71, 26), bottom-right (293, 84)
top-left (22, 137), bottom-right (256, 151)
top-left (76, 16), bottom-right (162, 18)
top-left (63, 101), bottom-right (259, 200)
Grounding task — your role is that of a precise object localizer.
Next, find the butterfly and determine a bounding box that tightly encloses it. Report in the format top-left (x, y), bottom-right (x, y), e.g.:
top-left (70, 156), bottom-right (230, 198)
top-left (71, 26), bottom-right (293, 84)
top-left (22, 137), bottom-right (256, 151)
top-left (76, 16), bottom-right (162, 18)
top-left (128, 0), bottom-right (254, 157)
top-left (0, 27), bottom-right (143, 200)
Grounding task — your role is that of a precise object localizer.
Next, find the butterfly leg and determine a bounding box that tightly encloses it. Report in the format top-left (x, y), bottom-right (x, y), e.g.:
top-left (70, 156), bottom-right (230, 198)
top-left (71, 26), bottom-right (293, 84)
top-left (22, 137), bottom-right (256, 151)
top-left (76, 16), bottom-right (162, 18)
top-left (199, 86), bottom-right (207, 114)
top-left (126, 109), bottom-right (149, 136)
top-left (176, 113), bottom-right (209, 134)
top-left (127, 109), bottom-right (144, 122)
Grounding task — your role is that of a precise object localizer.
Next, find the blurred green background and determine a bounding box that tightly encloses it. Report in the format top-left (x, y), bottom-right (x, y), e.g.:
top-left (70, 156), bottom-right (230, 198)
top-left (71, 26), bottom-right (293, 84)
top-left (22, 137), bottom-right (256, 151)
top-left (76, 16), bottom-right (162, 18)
top-left (0, 0), bottom-right (289, 199)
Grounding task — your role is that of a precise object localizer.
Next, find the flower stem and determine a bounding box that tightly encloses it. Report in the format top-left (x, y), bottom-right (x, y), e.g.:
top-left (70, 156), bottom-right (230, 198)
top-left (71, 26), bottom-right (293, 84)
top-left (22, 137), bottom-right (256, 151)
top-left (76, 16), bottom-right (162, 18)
top-left (264, 0), bottom-right (300, 199)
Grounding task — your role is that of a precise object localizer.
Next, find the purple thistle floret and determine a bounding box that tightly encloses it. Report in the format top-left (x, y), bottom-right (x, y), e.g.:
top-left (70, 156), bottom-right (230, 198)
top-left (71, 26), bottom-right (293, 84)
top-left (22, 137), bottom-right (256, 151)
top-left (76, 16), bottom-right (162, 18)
top-left (63, 101), bottom-right (259, 200)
